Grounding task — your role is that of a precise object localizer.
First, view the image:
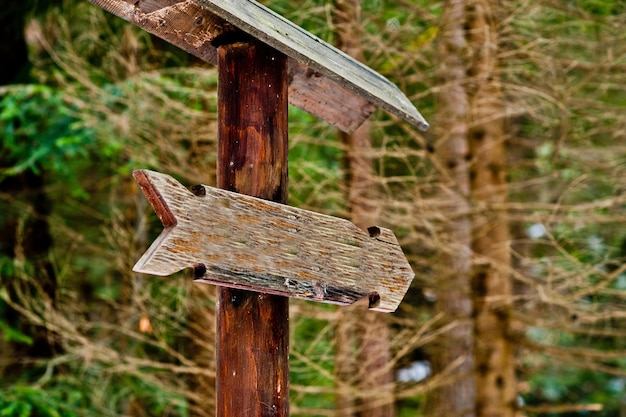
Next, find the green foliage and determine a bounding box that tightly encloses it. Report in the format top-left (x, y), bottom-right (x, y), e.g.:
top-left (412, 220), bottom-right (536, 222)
top-left (0, 320), bottom-right (33, 345)
top-left (0, 373), bottom-right (187, 417)
top-left (288, 107), bottom-right (345, 215)
top-left (525, 362), bottom-right (626, 416)
top-left (290, 307), bottom-right (337, 412)
top-left (1, 85), bottom-right (80, 171)
top-left (0, 384), bottom-right (82, 417)
top-left (0, 84), bottom-right (95, 199)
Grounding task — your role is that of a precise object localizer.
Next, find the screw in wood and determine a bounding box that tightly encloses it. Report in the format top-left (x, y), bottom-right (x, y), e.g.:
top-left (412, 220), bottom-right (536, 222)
top-left (367, 226), bottom-right (381, 238)
top-left (368, 292), bottom-right (381, 309)
top-left (193, 263), bottom-right (207, 279)
top-left (190, 184), bottom-right (206, 197)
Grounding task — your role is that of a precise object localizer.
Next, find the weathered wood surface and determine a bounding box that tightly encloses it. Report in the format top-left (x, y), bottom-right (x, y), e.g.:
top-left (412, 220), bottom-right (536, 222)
top-left (287, 60), bottom-right (376, 133)
top-left (215, 40), bottom-right (289, 417)
top-left (217, 41), bottom-right (289, 200)
top-left (85, 0), bottom-right (428, 132)
top-left (85, 0), bottom-right (228, 63)
top-left (132, 169), bottom-right (414, 312)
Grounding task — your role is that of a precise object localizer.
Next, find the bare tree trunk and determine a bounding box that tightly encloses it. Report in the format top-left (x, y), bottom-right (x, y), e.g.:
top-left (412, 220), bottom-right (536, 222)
top-left (333, 1), bottom-right (394, 416)
top-left (428, 1), bottom-right (517, 416)
top-left (426, 0), bottom-right (475, 416)
top-left (466, 2), bottom-right (517, 417)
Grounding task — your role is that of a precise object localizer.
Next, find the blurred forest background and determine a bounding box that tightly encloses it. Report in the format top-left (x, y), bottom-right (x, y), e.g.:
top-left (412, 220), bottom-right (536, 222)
top-left (1, 0), bottom-right (626, 416)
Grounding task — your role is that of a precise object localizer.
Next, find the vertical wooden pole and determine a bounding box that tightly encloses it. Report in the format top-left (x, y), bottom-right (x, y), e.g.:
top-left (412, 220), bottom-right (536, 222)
top-left (215, 38), bottom-right (289, 417)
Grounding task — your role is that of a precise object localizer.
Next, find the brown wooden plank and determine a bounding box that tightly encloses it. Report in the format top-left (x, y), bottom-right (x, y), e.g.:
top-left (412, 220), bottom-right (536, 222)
top-left (132, 169), bottom-right (414, 312)
top-left (85, 0), bottom-right (427, 132)
top-left (287, 60), bottom-right (376, 133)
top-left (85, 0), bottom-right (373, 131)
top-left (194, 0), bottom-right (429, 131)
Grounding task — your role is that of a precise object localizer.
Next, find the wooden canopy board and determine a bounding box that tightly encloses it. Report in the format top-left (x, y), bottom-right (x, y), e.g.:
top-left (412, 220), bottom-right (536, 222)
top-left (132, 170), bottom-right (414, 313)
top-left (86, 0), bottom-right (429, 133)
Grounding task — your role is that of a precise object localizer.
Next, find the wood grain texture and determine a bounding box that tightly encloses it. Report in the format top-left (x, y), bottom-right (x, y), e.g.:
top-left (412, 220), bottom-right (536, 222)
top-left (216, 289), bottom-right (289, 417)
top-left (217, 41), bottom-right (288, 201)
top-left (86, 0), bottom-right (231, 63)
top-left (85, 0), bottom-right (428, 132)
top-left (287, 60), bottom-right (376, 133)
top-left (132, 169), bottom-right (414, 312)
top-left (214, 40), bottom-right (289, 417)
top-left (194, 0), bottom-right (429, 131)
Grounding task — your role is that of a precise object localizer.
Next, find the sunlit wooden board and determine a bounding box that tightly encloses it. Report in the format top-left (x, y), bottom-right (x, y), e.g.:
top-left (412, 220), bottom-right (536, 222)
top-left (132, 170), bottom-right (415, 312)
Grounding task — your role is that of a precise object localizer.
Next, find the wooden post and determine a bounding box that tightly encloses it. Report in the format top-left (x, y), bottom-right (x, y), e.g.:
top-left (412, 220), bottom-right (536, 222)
top-left (215, 38), bottom-right (289, 417)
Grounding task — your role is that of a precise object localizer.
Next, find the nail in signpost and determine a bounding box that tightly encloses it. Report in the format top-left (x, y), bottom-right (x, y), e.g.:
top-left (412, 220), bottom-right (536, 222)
top-left (86, 0), bottom-right (428, 416)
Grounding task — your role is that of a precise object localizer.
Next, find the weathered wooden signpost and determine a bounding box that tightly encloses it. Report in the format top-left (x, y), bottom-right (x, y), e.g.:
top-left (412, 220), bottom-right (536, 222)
top-left (87, 0), bottom-right (429, 416)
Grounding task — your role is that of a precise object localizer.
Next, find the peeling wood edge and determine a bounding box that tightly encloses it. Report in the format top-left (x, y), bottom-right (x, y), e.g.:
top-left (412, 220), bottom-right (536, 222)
top-left (131, 170), bottom-right (179, 275)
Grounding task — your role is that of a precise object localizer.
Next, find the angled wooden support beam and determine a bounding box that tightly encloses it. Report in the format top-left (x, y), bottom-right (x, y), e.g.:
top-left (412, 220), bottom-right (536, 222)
top-left (86, 0), bottom-right (429, 133)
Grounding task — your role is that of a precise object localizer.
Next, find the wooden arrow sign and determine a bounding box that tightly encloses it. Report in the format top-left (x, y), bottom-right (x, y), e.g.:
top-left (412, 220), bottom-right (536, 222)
top-left (132, 169), bottom-right (414, 312)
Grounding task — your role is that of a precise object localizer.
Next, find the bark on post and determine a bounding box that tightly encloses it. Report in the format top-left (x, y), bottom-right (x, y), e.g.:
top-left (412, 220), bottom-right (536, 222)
top-left (215, 39), bottom-right (289, 417)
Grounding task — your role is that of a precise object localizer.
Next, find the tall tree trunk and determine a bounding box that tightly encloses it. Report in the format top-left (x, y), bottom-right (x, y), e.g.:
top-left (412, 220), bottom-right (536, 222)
top-left (427, 1), bottom-right (517, 416)
top-left (333, 1), bottom-right (394, 417)
top-left (426, 0), bottom-right (475, 416)
top-left (466, 2), bottom-right (517, 416)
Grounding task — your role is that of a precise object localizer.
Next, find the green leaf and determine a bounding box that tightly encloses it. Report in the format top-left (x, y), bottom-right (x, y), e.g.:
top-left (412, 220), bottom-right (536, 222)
top-left (0, 321), bottom-right (33, 345)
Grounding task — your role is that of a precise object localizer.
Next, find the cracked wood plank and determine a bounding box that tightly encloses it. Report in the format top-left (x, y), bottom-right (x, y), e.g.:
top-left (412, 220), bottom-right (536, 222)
top-left (86, 0), bottom-right (429, 132)
top-left (132, 169), bottom-right (415, 312)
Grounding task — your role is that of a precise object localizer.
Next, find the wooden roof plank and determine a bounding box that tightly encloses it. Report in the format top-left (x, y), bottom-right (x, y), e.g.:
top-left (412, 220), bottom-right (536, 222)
top-left (86, 0), bottom-right (429, 131)
top-left (87, 0), bottom-right (375, 131)
top-left (194, 0), bottom-right (429, 131)
top-left (86, 0), bottom-right (225, 64)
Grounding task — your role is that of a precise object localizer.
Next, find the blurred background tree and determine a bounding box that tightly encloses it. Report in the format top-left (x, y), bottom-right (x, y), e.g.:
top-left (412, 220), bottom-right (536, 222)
top-left (1, 0), bottom-right (625, 416)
